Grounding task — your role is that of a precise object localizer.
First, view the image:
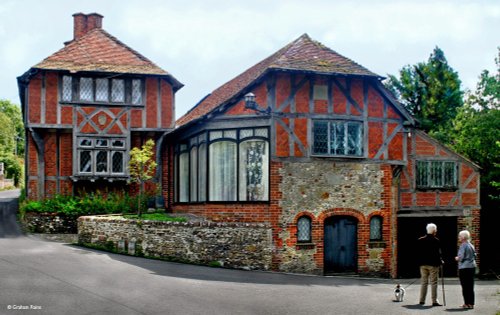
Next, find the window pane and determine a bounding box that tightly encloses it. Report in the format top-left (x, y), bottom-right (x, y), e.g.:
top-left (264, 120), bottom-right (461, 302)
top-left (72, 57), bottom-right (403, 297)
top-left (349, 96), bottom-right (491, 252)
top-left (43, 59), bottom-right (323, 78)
top-left (62, 76), bottom-right (72, 101)
top-left (240, 129), bottom-right (253, 139)
top-left (132, 79), bottom-right (142, 105)
top-left (179, 153), bottom-right (189, 202)
top-left (111, 79), bottom-right (125, 102)
top-left (224, 130), bottom-right (237, 139)
top-left (80, 151), bottom-right (92, 173)
top-left (79, 139), bottom-right (93, 147)
top-left (430, 161), bottom-right (443, 187)
top-left (313, 121), bottom-right (328, 154)
top-left (334, 122), bottom-right (345, 155)
top-left (417, 161), bottom-right (429, 187)
top-left (111, 139), bottom-right (125, 148)
top-left (444, 162), bottom-right (456, 187)
top-left (209, 141), bottom-right (236, 201)
top-left (347, 122), bottom-right (362, 156)
top-left (239, 140), bottom-right (269, 201)
top-left (96, 151), bottom-right (108, 173)
top-left (190, 147), bottom-right (198, 202)
top-left (111, 151), bottom-right (124, 174)
top-left (209, 131), bottom-right (223, 141)
top-left (255, 128), bottom-right (268, 138)
top-left (96, 139), bottom-right (108, 147)
top-left (370, 216), bottom-right (382, 240)
top-left (95, 79), bottom-right (109, 102)
top-left (198, 143), bottom-right (207, 202)
top-left (297, 217), bottom-right (311, 242)
top-left (79, 78), bottom-right (93, 101)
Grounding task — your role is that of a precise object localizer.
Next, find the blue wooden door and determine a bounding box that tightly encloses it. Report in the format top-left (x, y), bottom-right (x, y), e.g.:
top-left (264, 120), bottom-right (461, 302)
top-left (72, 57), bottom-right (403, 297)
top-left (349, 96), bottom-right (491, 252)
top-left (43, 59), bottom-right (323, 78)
top-left (324, 216), bottom-right (357, 273)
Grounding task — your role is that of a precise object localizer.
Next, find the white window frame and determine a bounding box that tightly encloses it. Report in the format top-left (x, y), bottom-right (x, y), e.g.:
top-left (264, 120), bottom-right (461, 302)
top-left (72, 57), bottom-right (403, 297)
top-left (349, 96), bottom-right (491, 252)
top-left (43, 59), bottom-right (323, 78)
top-left (312, 120), bottom-right (363, 157)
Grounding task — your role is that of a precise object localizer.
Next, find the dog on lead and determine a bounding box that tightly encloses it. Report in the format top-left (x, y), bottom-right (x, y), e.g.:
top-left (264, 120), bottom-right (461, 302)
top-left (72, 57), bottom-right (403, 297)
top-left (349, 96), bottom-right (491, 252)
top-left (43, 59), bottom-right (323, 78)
top-left (394, 284), bottom-right (405, 302)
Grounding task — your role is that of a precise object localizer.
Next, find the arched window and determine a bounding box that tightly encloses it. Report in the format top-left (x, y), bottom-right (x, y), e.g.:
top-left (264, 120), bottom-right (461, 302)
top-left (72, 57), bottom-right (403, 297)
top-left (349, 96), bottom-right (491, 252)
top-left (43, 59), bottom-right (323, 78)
top-left (370, 216), bottom-right (382, 241)
top-left (297, 216), bottom-right (312, 243)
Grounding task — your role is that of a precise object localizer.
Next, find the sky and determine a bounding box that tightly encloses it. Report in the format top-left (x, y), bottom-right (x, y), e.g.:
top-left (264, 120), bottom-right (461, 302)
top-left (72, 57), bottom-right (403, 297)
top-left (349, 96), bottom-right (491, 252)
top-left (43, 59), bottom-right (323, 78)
top-left (0, 0), bottom-right (498, 119)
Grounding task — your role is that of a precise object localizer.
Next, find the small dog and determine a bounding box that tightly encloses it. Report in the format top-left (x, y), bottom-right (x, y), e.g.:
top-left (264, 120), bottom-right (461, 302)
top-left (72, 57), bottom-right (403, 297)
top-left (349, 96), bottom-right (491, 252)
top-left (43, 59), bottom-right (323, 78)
top-left (394, 284), bottom-right (405, 302)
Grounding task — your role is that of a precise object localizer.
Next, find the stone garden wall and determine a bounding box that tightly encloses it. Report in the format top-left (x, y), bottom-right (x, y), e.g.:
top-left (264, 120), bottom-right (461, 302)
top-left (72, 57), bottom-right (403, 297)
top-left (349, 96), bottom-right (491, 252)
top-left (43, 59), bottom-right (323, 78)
top-left (78, 216), bottom-right (273, 271)
top-left (23, 213), bottom-right (78, 233)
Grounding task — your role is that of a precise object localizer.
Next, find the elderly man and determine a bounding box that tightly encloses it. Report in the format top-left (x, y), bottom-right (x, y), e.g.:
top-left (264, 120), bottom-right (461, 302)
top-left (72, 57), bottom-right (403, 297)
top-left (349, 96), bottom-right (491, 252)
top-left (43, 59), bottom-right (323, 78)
top-left (418, 223), bottom-right (443, 306)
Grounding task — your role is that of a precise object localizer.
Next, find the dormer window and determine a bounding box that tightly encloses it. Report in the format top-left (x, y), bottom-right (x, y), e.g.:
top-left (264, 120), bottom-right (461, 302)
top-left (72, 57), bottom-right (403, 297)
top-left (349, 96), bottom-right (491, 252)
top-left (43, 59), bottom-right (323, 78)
top-left (61, 75), bottom-right (143, 105)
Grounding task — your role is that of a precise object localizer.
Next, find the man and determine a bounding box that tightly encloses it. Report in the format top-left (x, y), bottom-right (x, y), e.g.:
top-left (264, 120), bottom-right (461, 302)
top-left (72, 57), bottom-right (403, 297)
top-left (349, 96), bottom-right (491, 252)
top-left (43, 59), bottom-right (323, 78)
top-left (418, 223), bottom-right (443, 306)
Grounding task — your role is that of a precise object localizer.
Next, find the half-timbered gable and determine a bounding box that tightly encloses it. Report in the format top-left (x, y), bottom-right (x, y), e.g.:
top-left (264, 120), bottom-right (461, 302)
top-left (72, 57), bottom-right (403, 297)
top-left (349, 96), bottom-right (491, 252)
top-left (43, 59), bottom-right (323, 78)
top-left (170, 34), bottom-right (480, 277)
top-left (18, 13), bottom-right (182, 199)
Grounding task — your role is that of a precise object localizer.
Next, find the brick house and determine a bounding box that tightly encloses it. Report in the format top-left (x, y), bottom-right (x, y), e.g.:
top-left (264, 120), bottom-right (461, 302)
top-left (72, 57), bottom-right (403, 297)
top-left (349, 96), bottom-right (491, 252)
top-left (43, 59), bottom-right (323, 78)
top-left (169, 34), bottom-right (480, 277)
top-left (18, 13), bottom-right (182, 201)
top-left (19, 14), bottom-right (480, 277)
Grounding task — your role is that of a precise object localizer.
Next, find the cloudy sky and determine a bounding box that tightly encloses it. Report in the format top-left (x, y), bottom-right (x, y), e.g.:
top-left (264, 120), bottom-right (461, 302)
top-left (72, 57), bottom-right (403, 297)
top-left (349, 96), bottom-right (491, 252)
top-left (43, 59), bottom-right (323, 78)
top-left (0, 0), bottom-right (498, 119)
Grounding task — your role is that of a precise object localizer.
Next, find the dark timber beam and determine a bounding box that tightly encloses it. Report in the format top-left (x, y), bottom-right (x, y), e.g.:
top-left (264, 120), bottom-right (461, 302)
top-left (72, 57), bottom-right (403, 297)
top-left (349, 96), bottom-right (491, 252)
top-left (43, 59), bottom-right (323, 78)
top-left (29, 128), bottom-right (45, 199)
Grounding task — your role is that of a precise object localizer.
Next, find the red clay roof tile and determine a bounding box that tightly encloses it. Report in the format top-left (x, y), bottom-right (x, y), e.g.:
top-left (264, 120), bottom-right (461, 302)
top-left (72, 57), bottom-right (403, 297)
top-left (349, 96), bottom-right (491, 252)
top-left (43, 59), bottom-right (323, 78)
top-left (176, 34), bottom-right (380, 127)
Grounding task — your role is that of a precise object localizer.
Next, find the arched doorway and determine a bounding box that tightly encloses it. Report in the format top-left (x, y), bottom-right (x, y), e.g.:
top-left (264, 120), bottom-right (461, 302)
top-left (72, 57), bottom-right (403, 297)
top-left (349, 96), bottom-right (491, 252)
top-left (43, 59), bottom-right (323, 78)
top-left (324, 216), bottom-right (358, 273)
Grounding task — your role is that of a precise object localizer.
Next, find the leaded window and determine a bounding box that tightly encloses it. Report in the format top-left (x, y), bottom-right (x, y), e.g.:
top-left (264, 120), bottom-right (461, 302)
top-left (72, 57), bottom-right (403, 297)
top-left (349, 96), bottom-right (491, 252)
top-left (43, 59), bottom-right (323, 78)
top-left (370, 216), bottom-right (382, 241)
top-left (175, 128), bottom-right (269, 203)
top-left (239, 140), bottom-right (269, 201)
top-left (62, 76), bottom-right (72, 102)
top-left (111, 79), bottom-right (125, 103)
top-left (297, 216), bottom-right (312, 242)
top-left (60, 76), bottom-right (143, 105)
top-left (312, 120), bottom-right (363, 157)
top-left (79, 77), bottom-right (94, 101)
top-left (209, 141), bottom-right (237, 201)
top-left (416, 161), bottom-right (457, 189)
top-left (76, 137), bottom-right (127, 176)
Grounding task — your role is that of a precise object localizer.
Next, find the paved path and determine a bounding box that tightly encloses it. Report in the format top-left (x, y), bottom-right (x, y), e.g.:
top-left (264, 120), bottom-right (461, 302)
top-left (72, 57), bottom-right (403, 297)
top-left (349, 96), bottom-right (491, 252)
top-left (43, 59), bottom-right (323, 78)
top-left (0, 189), bottom-right (21, 237)
top-left (0, 235), bottom-right (498, 315)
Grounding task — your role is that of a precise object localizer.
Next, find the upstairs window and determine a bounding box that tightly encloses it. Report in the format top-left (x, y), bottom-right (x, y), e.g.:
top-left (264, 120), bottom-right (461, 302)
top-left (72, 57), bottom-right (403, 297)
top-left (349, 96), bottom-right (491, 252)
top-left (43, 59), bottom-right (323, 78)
top-left (312, 120), bottom-right (363, 157)
top-left (416, 161), bottom-right (457, 189)
top-left (61, 76), bottom-right (143, 105)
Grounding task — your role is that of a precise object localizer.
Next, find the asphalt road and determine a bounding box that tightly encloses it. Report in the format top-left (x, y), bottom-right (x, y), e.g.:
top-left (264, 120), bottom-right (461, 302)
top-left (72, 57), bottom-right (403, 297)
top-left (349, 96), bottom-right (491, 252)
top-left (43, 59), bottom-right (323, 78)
top-left (0, 189), bottom-right (498, 315)
top-left (0, 236), bottom-right (498, 315)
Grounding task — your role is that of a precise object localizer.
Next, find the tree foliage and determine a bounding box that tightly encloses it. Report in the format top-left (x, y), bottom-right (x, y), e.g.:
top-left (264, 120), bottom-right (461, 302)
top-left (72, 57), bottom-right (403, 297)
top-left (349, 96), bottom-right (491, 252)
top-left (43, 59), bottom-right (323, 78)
top-left (385, 47), bottom-right (463, 144)
top-left (0, 99), bottom-right (24, 156)
top-left (128, 139), bottom-right (157, 216)
top-left (451, 48), bottom-right (500, 201)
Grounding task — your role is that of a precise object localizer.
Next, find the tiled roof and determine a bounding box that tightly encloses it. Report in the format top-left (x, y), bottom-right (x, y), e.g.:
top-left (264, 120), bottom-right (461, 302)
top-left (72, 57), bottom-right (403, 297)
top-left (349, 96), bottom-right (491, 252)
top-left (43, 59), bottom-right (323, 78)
top-left (33, 28), bottom-right (182, 89)
top-left (176, 33), bottom-right (381, 127)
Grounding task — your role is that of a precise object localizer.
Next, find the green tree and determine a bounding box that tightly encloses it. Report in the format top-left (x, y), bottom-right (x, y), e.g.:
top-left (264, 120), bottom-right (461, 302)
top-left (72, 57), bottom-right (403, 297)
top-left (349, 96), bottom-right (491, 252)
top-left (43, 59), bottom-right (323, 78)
top-left (385, 47), bottom-right (463, 144)
top-left (452, 47), bottom-right (500, 200)
top-left (0, 111), bottom-right (15, 153)
top-left (0, 99), bottom-right (24, 156)
top-left (128, 139), bottom-right (157, 217)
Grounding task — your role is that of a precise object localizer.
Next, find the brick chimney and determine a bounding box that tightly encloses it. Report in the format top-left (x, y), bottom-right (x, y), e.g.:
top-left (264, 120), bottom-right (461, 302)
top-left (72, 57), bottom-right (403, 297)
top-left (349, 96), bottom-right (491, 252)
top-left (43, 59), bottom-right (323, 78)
top-left (73, 12), bottom-right (103, 40)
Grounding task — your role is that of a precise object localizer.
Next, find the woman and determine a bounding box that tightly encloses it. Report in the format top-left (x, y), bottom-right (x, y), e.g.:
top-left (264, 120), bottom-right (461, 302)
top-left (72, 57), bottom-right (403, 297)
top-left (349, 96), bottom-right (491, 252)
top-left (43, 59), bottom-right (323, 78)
top-left (455, 230), bottom-right (476, 309)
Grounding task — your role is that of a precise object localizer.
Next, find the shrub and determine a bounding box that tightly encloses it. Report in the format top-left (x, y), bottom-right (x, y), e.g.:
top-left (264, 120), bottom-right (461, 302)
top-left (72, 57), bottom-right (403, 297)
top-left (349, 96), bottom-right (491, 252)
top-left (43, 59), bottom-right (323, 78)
top-left (20, 191), bottom-right (139, 217)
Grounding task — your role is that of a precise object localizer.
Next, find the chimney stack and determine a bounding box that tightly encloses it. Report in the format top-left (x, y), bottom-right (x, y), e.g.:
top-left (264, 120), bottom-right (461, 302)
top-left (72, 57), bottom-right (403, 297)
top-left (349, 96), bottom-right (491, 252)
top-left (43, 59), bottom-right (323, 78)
top-left (73, 12), bottom-right (103, 40)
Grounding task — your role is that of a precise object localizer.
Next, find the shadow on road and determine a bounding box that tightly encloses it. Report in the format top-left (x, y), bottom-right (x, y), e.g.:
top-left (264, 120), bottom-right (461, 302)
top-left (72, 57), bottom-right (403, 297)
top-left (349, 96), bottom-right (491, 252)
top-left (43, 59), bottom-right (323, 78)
top-left (66, 243), bottom-right (398, 287)
top-left (0, 198), bottom-right (22, 238)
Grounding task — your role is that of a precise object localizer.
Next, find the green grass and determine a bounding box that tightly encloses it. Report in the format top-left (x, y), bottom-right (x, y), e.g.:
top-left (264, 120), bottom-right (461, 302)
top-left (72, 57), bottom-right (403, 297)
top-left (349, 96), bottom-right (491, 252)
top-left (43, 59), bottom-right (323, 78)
top-left (123, 213), bottom-right (187, 222)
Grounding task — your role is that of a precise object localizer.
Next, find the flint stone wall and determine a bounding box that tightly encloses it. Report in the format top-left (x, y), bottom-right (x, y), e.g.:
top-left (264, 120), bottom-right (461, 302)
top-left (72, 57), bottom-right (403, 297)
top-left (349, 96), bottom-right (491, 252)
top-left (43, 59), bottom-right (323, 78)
top-left (278, 161), bottom-right (385, 274)
top-left (23, 212), bottom-right (78, 233)
top-left (78, 216), bottom-right (273, 271)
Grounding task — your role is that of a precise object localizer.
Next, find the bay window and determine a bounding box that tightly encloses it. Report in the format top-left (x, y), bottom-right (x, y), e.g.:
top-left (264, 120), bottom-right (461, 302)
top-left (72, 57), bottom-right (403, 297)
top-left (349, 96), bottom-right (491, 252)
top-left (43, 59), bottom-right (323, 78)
top-left (175, 128), bottom-right (269, 202)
